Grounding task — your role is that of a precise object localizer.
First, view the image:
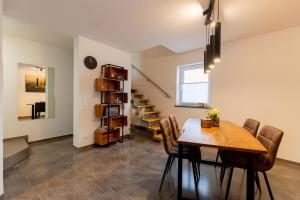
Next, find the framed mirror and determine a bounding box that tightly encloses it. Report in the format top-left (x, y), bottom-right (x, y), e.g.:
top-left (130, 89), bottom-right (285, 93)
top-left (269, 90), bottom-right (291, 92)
top-left (18, 63), bottom-right (55, 120)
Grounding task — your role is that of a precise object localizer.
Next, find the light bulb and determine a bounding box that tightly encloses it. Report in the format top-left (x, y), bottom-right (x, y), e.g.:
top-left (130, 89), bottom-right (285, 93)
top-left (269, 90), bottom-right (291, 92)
top-left (210, 21), bottom-right (216, 27)
top-left (209, 64), bottom-right (215, 69)
top-left (214, 58), bottom-right (221, 63)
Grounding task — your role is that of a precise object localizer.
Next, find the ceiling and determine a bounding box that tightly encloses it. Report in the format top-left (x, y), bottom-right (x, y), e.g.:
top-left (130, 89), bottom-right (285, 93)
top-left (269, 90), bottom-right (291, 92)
top-left (3, 17), bottom-right (73, 50)
top-left (3, 0), bottom-right (300, 53)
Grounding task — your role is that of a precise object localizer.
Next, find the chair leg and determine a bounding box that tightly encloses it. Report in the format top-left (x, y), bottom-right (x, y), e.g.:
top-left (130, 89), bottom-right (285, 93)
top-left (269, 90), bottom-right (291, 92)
top-left (159, 156), bottom-right (172, 192)
top-left (168, 157), bottom-right (175, 173)
top-left (192, 162), bottom-right (200, 200)
top-left (225, 167), bottom-right (234, 200)
top-left (220, 166), bottom-right (227, 185)
top-left (255, 171), bottom-right (261, 193)
top-left (263, 171), bottom-right (274, 200)
top-left (215, 150), bottom-right (220, 167)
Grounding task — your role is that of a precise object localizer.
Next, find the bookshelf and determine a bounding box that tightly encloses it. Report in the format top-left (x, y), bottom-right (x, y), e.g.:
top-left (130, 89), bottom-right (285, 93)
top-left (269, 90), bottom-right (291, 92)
top-left (95, 64), bottom-right (128, 146)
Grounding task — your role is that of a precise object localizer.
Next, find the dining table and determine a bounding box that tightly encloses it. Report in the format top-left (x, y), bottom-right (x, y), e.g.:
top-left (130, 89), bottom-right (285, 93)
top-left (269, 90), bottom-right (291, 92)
top-left (177, 118), bottom-right (268, 200)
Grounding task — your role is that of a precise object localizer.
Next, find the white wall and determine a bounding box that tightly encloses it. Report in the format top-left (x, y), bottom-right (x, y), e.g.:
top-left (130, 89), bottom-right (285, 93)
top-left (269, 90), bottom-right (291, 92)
top-left (132, 48), bottom-right (207, 128)
top-left (0, 0), bottom-right (4, 195)
top-left (132, 26), bottom-right (300, 163)
top-left (18, 66), bottom-right (45, 117)
top-left (73, 36), bottom-right (131, 148)
top-left (3, 34), bottom-right (73, 142)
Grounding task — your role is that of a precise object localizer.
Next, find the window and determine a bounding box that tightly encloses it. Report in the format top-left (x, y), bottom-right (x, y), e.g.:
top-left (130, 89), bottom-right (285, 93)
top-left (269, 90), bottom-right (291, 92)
top-left (176, 63), bottom-right (209, 106)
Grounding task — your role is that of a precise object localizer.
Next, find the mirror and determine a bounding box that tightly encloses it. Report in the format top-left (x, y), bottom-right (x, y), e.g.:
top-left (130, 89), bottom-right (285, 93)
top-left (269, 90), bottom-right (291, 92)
top-left (18, 63), bottom-right (55, 120)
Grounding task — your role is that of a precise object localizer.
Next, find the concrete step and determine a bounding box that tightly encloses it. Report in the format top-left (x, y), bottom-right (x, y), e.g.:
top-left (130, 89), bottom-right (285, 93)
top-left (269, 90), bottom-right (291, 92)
top-left (4, 137), bottom-right (30, 170)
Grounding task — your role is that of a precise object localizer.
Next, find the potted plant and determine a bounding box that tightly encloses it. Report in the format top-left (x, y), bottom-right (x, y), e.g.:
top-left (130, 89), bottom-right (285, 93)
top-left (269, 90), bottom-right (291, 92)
top-left (207, 108), bottom-right (220, 127)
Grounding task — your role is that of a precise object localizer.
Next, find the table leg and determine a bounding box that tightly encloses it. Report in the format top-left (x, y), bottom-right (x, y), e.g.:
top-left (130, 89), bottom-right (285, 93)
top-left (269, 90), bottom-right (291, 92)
top-left (177, 144), bottom-right (183, 200)
top-left (31, 105), bottom-right (35, 119)
top-left (246, 153), bottom-right (254, 200)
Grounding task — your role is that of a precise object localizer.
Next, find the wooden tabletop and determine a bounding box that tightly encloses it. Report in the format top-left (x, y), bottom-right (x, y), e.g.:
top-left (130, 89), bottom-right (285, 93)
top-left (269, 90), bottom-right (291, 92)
top-left (177, 118), bottom-right (267, 154)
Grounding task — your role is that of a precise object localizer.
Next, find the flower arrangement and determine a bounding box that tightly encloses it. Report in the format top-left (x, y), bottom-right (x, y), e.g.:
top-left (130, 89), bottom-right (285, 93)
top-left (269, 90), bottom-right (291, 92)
top-left (207, 108), bottom-right (220, 127)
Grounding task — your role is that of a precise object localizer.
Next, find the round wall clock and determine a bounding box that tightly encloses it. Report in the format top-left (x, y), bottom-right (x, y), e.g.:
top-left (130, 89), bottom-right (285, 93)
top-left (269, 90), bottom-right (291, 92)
top-left (84, 56), bottom-right (97, 69)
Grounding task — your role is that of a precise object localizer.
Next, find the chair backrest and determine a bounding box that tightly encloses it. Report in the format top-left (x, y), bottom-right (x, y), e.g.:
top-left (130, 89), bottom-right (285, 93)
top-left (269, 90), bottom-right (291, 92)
top-left (257, 125), bottom-right (284, 170)
top-left (243, 118), bottom-right (260, 137)
top-left (169, 115), bottom-right (180, 141)
top-left (159, 118), bottom-right (175, 155)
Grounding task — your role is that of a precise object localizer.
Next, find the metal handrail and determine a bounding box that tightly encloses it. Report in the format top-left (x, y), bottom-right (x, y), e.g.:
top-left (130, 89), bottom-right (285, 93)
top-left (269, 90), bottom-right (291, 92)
top-left (131, 65), bottom-right (171, 98)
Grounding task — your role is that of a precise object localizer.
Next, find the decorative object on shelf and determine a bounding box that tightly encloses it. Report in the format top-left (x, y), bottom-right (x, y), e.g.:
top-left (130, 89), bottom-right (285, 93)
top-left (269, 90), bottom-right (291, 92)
top-left (95, 64), bottom-right (128, 146)
top-left (207, 108), bottom-right (220, 127)
top-left (84, 56), bottom-right (97, 70)
top-left (203, 0), bottom-right (221, 74)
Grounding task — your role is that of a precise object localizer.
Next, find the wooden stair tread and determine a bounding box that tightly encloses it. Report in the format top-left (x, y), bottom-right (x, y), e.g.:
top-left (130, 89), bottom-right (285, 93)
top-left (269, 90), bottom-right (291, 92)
top-left (143, 111), bottom-right (160, 115)
top-left (136, 105), bottom-right (155, 108)
top-left (132, 94), bottom-right (143, 96)
top-left (153, 134), bottom-right (163, 141)
top-left (131, 99), bottom-right (149, 102)
top-left (148, 125), bottom-right (161, 131)
top-left (143, 118), bottom-right (161, 123)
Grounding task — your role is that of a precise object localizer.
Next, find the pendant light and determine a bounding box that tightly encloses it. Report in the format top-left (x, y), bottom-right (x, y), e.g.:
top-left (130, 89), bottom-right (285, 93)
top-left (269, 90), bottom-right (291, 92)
top-left (209, 34), bottom-right (215, 69)
top-left (203, 0), bottom-right (221, 72)
top-left (214, 0), bottom-right (221, 63)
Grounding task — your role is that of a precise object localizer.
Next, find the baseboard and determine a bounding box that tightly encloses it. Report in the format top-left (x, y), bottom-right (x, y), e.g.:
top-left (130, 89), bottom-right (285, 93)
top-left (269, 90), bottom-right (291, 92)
top-left (276, 158), bottom-right (300, 167)
top-left (72, 144), bottom-right (96, 151)
top-left (4, 135), bottom-right (29, 143)
top-left (29, 134), bottom-right (73, 144)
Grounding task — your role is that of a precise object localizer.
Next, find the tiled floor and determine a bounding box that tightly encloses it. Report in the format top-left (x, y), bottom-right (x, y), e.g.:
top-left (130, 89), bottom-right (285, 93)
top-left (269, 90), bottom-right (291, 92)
top-left (4, 130), bottom-right (300, 200)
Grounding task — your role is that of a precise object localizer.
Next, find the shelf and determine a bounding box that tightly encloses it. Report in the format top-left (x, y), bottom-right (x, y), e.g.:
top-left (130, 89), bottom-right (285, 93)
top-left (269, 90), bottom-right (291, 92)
top-left (101, 65), bottom-right (128, 80)
top-left (95, 104), bottom-right (120, 118)
top-left (95, 128), bottom-right (120, 146)
top-left (95, 78), bottom-right (121, 92)
top-left (103, 116), bottom-right (128, 128)
top-left (101, 92), bottom-right (128, 104)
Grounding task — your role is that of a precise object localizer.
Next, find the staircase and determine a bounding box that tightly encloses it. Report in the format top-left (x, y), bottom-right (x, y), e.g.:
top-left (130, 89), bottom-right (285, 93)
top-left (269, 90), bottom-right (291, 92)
top-left (131, 89), bottom-right (162, 141)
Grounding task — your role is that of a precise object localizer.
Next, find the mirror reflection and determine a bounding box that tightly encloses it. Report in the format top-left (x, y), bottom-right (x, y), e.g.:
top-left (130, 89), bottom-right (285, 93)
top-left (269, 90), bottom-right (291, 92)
top-left (18, 63), bottom-right (55, 120)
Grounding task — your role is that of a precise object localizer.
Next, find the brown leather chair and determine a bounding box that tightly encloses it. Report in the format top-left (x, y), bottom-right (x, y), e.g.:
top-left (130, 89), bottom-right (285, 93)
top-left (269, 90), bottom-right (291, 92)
top-left (243, 118), bottom-right (261, 137)
top-left (216, 118), bottom-right (260, 164)
top-left (169, 115), bottom-right (181, 141)
top-left (159, 118), bottom-right (201, 200)
top-left (220, 125), bottom-right (284, 200)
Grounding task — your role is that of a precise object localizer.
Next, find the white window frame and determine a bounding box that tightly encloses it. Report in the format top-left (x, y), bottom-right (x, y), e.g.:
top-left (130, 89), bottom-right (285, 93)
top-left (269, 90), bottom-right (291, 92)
top-left (176, 63), bottom-right (210, 107)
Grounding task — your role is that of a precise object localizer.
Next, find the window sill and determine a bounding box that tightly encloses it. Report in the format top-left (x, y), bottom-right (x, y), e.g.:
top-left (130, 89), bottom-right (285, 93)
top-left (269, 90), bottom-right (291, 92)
top-left (174, 105), bottom-right (211, 109)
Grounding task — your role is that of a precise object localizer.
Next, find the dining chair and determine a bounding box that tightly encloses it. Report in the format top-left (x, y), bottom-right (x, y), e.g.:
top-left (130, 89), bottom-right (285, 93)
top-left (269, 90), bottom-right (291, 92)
top-left (159, 118), bottom-right (201, 200)
top-left (216, 118), bottom-right (260, 166)
top-left (220, 125), bottom-right (284, 200)
top-left (169, 115), bottom-right (181, 141)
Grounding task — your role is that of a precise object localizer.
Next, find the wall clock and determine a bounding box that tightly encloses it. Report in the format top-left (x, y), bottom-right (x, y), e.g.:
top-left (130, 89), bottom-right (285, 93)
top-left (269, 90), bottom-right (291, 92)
top-left (84, 56), bottom-right (97, 70)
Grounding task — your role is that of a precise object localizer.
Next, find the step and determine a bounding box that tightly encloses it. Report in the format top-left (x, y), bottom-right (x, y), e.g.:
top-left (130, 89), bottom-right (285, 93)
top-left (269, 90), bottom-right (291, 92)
top-left (136, 105), bottom-right (155, 108)
top-left (153, 134), bottom-right (163, 142)
top-left (143, 118), bottom-right (161, 123)
top-left (131, 99), bottom-right (149, 102)
top-left (4, 137), bottom-right (30, 170)
top-left (131, 89), bottom-right (137, 93)
top-left (143, 111), bottom-right (160, 115)
top-left (148, 125), bottom-right (161, 131)
top-left (132, 94), bottom-right (143, 97)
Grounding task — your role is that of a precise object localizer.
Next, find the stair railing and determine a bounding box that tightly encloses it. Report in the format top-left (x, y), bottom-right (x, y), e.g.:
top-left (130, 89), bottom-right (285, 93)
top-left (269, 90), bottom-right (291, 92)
top-left (132, 65), bottom-right (172, 98)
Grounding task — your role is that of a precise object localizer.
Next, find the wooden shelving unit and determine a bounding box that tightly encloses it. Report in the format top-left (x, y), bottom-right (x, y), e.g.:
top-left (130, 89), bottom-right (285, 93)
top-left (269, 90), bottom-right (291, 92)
top-left (95, 64), bottom-right (128, 146)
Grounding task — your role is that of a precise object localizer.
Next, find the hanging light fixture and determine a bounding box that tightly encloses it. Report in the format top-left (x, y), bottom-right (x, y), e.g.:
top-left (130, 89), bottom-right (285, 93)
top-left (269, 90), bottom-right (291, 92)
top-left (214, 0), bottom-right (221, 63)
top-left (203, 0), bottom-right (221, 72)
